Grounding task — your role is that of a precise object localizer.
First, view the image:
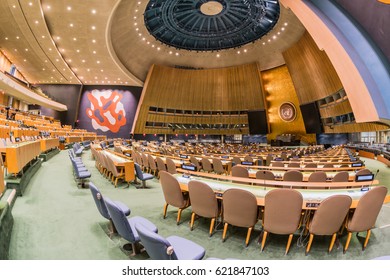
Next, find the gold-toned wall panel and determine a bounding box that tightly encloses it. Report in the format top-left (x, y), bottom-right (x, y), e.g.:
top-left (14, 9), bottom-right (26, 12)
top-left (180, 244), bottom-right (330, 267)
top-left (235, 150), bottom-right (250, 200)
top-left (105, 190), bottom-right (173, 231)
top-left (323, 122), bottom-right (389, 133)
top-left (319, 99), bottom-right (353, 118)
top-left (134, 63), bottom-right (265, 134)
top-left (262, 65), bottom-right (316, 143)
top-left (283, 31), bottom-right (343, 104)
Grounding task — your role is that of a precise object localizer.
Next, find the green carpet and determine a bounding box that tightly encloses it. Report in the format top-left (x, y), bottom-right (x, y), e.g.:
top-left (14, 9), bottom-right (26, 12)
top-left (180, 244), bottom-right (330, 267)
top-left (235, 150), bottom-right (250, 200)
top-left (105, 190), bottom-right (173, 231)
top-left (8, 150), bottom-right (390, 260)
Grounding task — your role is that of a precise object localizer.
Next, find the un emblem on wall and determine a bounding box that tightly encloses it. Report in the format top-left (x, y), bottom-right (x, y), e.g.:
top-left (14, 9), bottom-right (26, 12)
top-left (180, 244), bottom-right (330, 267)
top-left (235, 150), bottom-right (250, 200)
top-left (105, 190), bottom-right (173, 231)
top-left (279, 102), bottom-right (297, 122)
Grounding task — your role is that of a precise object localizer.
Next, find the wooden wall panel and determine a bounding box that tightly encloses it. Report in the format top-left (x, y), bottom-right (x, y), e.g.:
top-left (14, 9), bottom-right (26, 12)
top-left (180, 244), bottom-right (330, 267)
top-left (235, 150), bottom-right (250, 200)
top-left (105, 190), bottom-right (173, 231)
top-left (133, 63), bottom-right (265, 134)
top-left (323, 122), bottom-right (389, 133)
top-left (262, 65), bottom-right (316, 143)
top-left (283, 31), bottom-right (343, 104)
top-left (319, 99), bottom-right (353, 118)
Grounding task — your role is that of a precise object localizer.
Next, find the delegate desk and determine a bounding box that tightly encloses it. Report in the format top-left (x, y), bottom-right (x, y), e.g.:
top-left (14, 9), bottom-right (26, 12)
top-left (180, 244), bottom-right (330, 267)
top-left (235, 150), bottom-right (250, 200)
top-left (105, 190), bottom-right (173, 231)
top-left (239, 164), bottom-right (365, 172)
top-left (176, 168), bottom-right (379, 189)
top-left (103, 150), bottom-right (135, 183)
top-left (5, 141), bottom-right (41, 176)
top-left (40, 138), bottom-right (59, 153)
top-left (174, 174), bottom-right (389, 209)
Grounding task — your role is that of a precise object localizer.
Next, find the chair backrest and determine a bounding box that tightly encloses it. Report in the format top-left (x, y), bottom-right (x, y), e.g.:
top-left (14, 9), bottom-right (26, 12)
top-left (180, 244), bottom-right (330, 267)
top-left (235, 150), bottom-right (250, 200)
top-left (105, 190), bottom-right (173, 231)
top-left (159, 171), bottom-right (186, 208)
top-left (256, 170), bottom-right (275, 181)
top-left (231, 166), bottom-right (249, 178)
top-left (106, 155), bottom-right (120, 176)
top-left (190, 156), bottom-right (201, 169)
top-left (212, 158), bottom-right (225, 174)
top-left (188, 180), bottom-right (219, 218)
top-left (309, 195), bottom-right (352, 235)
top-left (355, 168), bottom-right (371, 176)
top-left (166, 158), bottom-right (177, 174)
top-left (244, 155), bottom-right (253, 162)
top-left (263, 189), bottom-right (303, 234)
top-left (141, 153), bottom-right (149, 169)
top-left (271, 161), bottom-right (284, 167)
top-left (148, 154), bottom-right (157, 171)
top-left (134, 163), bottom-right (145, 180)
top-left (89, 182), bottom-right (110, 220)
top-left (323, 163), bottom-right (334, 168)
top-left (347, 186), bottom-right (387, 232)
top-left (283, 170), bottom-right (303, 182)
top-left (156, 157), bottom-right (167, 172)
top-left (201, 158), bottom-right (213, 172)
top-left (308, 171), bottom-right (327, 182)
top-left (304, 163), bottom-right (317, 169)
top-left (332, 171), bottom-right (349, 182)
top-left (223, 188), bottom-right (258, 227)
top-left (232, 156), bottom-right (241, 165)
top-left (265, 154), bottom-right (273, 166)
top-left (105, 198), bottom-right (136, 243)
top-left (288, 162), bottom-right (300, 168)
top-left (135, 223), bottom-right (176, 260)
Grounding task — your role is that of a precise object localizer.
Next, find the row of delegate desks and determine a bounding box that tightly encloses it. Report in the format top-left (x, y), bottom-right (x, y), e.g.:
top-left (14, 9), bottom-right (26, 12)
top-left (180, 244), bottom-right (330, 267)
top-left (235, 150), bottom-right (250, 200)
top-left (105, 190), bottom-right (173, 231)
top-left (101, 150), bottom-right (135, 183)
top-left (2, 139), bottom-right (60, 175)
top-left (174, 172), bottom-right (390, 210)
top-left (176, 168), bottom-right (378, 189)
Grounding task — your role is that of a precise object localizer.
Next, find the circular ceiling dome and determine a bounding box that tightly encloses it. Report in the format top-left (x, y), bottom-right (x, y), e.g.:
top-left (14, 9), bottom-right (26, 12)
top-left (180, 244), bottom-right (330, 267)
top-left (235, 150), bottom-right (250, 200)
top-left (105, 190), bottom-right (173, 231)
top-left (144, 0), bottom-right (280, 51)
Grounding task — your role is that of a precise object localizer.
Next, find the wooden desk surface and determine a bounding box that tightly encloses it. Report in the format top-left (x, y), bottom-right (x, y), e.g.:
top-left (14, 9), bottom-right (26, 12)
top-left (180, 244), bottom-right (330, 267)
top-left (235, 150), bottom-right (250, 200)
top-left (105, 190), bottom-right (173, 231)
top-left (6, 141), bottom-right (41, 174)
top-left (238, 164), bottom-right (364, 172)
top-left (103, 150), bottom-right (135, 182)
top-left (174, 174), bottom-right (389, 210)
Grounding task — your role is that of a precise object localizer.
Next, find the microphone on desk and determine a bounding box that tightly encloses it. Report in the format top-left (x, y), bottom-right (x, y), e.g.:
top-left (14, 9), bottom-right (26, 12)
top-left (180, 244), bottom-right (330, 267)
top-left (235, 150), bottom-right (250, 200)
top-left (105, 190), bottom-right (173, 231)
top-left (263, 170), bottom-right (266, 190)
top-left (366, 169), bottom-right (380, 190)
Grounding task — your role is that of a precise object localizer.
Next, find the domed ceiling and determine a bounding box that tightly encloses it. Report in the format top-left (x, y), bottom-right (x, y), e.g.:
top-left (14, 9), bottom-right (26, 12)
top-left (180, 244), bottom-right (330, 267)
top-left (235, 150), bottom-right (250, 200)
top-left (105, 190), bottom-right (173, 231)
top-left (110, 0), bottom-right (305, 82)
top-left (144, 0), bottom-right (280, 51)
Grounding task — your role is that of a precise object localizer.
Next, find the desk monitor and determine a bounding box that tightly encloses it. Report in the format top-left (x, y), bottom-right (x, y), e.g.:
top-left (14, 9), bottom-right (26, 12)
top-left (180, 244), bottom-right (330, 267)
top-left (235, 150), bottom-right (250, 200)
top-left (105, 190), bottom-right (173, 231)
top-left (221, 155), bottom-right (229, 159)
top-left (181, 164), bottom-right (197, 171)
top-left (15, 137), bottom-right (21, 142)
top-left (179, 154), bottom-right (188, 159)
top-left (241, 161), bottom-right (254, 166)
top-left (352, 162), bottom-right (363, 167)
top-left (355, 174), bottom-right (374, 182)
top-left (274, 157), bottom-right (283, 161)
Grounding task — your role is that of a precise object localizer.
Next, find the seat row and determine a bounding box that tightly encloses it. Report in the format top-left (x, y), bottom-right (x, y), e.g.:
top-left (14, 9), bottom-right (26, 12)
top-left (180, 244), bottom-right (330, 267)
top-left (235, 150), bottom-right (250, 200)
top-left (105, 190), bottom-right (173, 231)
top-left (72, 142), bottom-right (84, 156)
top-left (88, 182), bottom-right (205, 260)
top-left (68, 149), bottom-right (91, 187)
top-left (159, 171), bottom-right (387, 255)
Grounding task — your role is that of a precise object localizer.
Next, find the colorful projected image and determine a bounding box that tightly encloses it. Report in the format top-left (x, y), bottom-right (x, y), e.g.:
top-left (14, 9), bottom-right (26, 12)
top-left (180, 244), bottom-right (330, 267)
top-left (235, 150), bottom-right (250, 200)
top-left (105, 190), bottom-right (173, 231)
top-left (86, 89), bottom-right (127, 133)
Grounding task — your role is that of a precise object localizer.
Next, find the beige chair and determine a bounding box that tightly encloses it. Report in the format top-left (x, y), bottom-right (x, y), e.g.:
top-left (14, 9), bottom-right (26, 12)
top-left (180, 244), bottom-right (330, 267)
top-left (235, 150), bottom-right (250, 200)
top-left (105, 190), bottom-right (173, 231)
top-left (212, 158), bottom-right (226, 175)
top-left (190, 155), bottom-right (201, 170)
top-left (355, 168), bottom-right (371, 176)
top-left (288, 162), bottom-right (300, 168)
top-left (323, 163), bottom-right (334, 168)
top-left (141, 153), bottom-right (150, 172)
top-left (308, 171), bottom-right (328, 182)
top-left (244, 155), bottom-right (253, 162)
top-left (147, 154), bottom-right (158, 176)
top-left (156, 157), bottom-right (167, 177)
top-left (201, 157), bottom-right (213, 173)
top-left (265, 154), bottom-right (273, 166)
top-left (305, 195), bottom-right (352, 255)
top-left (304, 163), bottom-right (317, 169)
top-left (106, 155), bottom-right (126, 187)
top-left (271, 161), bottom-right (284, 167)
top-left (256, 170), bottom-right (275, 181)
top-left (283, 170), bottom-right (303, 182)
top-left (261, 189), bottom-right (303, 254)
top-left (231, 166), bottom-right (249, 182)
top-left (188, 180), bottom-right (220, 236)
top-left (232, 156), bottom-right (241, 165)
top-left (222, 188), bottom-right (258, 246)
top-left (159, 171), bottom-right (190, 224)
top-left (166, 158), bottom-right (177, 174)
top-left (332, 171), bottom-right (349, 182)
top-left (343, 186), bottom-right (387, 253)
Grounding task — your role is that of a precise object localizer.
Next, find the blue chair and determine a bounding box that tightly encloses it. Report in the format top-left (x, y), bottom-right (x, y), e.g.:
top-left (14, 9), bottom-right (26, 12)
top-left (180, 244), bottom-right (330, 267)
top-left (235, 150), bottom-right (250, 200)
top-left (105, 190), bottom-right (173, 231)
top-left (105, 198), bottom-right (158, 255)
top-left (134, 163), bottom-right (154, 188)
top-left (135, 223), bottom-right (205, 260)
top-left (88, 182), bottom-right (130, 233)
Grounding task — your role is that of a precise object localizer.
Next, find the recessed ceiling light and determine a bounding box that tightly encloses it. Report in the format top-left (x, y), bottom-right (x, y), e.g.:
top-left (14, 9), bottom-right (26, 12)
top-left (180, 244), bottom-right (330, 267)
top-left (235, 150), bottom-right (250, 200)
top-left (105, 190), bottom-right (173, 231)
top-left (67, 6), bottom-right (72, 11)
top-left (35, 20), bottom-right (39, 24)
top-left (29, 2), bottom-right (33, 6)
top-left (52, 69), bottom-right (55, 72)
top-left (268, 39), bottom-right (271, 42)
top-left (87, 69), bottom-right (90, 72)
top-left (157, 47), bottom-right (161, 51)
top-left (25, 48), bottom-right (28, 51)
top-left (237, 51), bottom-right (241, 54)
top-left (152, 45), bottom-right (155, 48)
top-left (46, 5), bottom-right (51, 9)
top-left (281, 27), bottom-right (285, 31)
top-left (76, 49), bottom-right (80, 53)
top-left (96, 60), bottom-right (100, 64)
top-left (56, 59), bottom-right (59, 62)
top-left (273, 35), bottom-right (277, 39)
top-left (91, 26), bottom-right (96, 30)
top-left (12, 5), bottom-right (16, 8)
top-left (284, 22), bottom-right (288, 26)
top-left (92, 39), bottom-right (96, 43)
top-left (262, 42), bottom-right (265, 45)
top-left (169, 51), bottom-right (172, 54)
top-left (45, 60), bottom-right (48, 63)
top-left (69, 23), bottom-right (74, 27)
top-left (216, 54), bottom-right (220, 58)
top-left (91, 9), bottom-right (96, 14)
top-left (56, 36), bottom-right (60, 40)
top-left (73, 38), bottom-right (77, 41)
top-left (42, 35), bottom-right (46, 39)
top-left (92, 51), bottom-right (96, 54)
top-left (23, 59), bottom-right (26, 62)
top-left (82, 60), bottom-right (85, 63)
top-left (175, 52), bottom-right (179, 56)
top-left (100, 69), bottom-right (103, 72)
top-left (5, 37), bottom-right (8, 40)
top-left (16, 36), bottom-right (20, 39)
top-left (42, 68), bottom-right (45, 71)
top-left (134, 23), bottom-right (137, 26)
top-left (68, 59), bottom-right (72, 62)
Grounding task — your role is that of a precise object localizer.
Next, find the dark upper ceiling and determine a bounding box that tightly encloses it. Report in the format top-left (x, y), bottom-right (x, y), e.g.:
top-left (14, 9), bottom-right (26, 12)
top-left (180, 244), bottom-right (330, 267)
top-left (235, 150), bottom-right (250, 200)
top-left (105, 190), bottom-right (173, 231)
top-left (0, 0), bottom-right (305, 87)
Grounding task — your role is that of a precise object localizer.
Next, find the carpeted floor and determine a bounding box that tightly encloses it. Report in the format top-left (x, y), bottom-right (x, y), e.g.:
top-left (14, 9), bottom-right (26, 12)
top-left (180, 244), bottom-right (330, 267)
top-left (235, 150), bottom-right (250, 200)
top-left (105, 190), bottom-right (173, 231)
top-left (8, 150), bottom-right (390, 260)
